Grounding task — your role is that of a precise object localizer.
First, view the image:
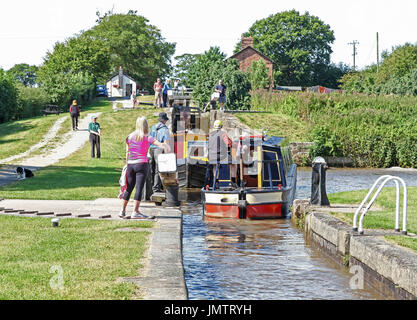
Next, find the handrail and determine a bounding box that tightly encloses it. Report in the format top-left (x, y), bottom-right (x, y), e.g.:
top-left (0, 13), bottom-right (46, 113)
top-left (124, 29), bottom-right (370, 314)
top-left (355, 176), bottom-right (408, 235)
top-left (352, 175), bottom-right (392, 231)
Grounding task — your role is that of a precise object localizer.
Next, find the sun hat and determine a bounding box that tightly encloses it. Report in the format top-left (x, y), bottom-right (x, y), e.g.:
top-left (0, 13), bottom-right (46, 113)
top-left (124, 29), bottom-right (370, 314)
top-left (158, 112), bottom-right (169, 122)
top-left (91, 115), bottom-right (98, 120)
top-left (213, 120), bottom-right (223, 129)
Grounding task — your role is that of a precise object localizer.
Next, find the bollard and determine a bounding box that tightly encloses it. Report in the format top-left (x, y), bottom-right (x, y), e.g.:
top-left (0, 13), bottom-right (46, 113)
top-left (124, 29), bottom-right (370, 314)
top-left (311, 157), bottom-right (330, 206)
top-left (165, 185), bottom-right (181, 207)
top-left (158, 153), bottom-right (180, 207)
top-left (52, 218), bottom-right (60, 228)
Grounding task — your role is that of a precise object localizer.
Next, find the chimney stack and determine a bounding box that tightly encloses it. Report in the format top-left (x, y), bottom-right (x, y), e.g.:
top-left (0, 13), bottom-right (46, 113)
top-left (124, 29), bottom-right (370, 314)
top-left (241, 36), bottom-right (254, 50)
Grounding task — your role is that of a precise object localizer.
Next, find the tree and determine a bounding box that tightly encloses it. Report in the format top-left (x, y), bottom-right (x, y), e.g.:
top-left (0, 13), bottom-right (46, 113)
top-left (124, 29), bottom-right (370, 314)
top-left (248, 60), bottom-right (270, 90)
top-left (236, 10), bottom-right (335, 87)
top-left (85, 10), bottom-right (176, 89)
top-left (172, 53), bottom-right (200, 85)
top-left (376, 43), bottom-right (417, 84)
top-left (7, 64), bottom-right (39, 87)
top-left (188, 47), bottom-right (251, 110)
top-left (38, 36), bottom-right (110, 85)
top-left (0, 70), bottom-right (19, 123)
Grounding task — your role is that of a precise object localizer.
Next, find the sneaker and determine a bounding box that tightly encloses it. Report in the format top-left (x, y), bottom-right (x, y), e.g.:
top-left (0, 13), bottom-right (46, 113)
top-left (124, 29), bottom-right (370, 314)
top-left (131, 212), bottom-right (155, 220)
top-left (118, 210), bottom-right (126, 218)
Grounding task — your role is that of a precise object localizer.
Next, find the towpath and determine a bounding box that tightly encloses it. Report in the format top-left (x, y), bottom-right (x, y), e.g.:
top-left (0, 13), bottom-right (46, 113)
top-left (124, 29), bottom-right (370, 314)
top-left (0, 112), bottom-right (100, 187)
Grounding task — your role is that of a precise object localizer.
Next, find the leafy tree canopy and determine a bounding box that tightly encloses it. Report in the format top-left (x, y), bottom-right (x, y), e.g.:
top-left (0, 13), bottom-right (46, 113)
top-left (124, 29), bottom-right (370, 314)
top-left (188, 47), bottom-right (250, 110)
top-left (172, 53), bottom-right (200, 85)
top-left (85, 10), bottom-right (176, 89)
top-left (7, 64), bottom-right (39, 87)
top-left (236, 10), bottom-right (335, 87)
top-left (248, 59), bottom-right (270, 90)
top-left (0, 70), bottom-right (19, 123)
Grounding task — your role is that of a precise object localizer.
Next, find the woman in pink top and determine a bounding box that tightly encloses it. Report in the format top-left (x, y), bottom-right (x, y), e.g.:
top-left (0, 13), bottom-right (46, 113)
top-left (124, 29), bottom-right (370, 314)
top-left (120, 116), bottom-right (169, 219)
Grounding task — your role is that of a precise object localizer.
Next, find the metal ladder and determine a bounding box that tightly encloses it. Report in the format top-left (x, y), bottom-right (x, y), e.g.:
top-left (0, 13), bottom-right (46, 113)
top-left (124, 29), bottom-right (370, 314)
top-left (352, 175), bottom-right (408, 235)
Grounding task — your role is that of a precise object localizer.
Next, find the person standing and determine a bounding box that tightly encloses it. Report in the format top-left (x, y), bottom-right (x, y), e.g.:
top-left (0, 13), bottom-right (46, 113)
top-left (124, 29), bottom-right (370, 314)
top-left (88, 115), bottom-right (101, 158)
top-left (162, 79), bottom-right (172, 108)
top-left (215, 80), bottom-right (227, 111)
top-left (149, 112), bottom-right (171, 194)
top-left (153, 78), bottom-right (163, 108)
top-left (69, 100), bottom-right (80, 131)
top-left (208, 120), bottom-right (238, 188)
top-left (119, 116), bottom-right (169, 219)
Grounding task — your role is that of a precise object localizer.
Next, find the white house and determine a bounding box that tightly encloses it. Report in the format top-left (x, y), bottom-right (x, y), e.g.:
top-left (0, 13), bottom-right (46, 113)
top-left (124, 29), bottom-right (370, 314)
top-left (106, 66), bottom-right (137, 98)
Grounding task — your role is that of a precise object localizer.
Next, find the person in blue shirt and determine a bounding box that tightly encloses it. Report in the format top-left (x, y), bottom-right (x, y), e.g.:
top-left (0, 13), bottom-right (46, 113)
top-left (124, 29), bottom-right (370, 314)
top-left (162, 79), bottom-right (172, 108)
top-left (215, 80), bottom-right (227, 111)
top-left (149, 112), bottom-right (171, 193)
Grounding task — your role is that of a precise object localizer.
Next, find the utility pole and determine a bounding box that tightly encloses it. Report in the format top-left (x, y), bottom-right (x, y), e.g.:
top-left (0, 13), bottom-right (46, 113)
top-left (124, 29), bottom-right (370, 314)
top-left (376, 32), bottom-right (380, 72)
top-left (348, 40), bottom-right (359, 71)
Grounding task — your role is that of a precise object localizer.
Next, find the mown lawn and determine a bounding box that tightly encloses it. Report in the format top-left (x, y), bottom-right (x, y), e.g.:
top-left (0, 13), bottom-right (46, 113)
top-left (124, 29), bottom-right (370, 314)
top-left (328, 187), bottom-right (417, 252)
top-left (0, 215), bottom-right (152, 300)
top-left (0, 98), bottom-right (111, 161)
top-left (0, 99), bottom-right (161, 300)
top-left (0, 115), bottom-right (65, 160)
top-left (0, 100), bottom-right (158, 200)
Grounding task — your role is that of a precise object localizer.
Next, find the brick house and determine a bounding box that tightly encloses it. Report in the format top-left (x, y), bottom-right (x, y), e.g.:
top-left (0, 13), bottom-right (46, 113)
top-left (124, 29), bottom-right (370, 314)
top-left (229, 37), bottom-right (274, 87)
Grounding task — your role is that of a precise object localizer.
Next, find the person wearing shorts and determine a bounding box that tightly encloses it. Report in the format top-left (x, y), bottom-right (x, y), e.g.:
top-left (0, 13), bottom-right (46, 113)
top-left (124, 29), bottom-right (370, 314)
top-left (215, 80), bottom-right (227, 111)
top-left (119, 116), bottom-right (169, 219)
top-left (153, 78), bottom-right (163, 108)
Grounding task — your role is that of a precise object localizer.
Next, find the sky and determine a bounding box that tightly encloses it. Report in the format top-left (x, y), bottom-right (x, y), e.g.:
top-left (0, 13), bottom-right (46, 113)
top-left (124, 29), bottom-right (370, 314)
top-left (1, 0), bottom-right (417, 71)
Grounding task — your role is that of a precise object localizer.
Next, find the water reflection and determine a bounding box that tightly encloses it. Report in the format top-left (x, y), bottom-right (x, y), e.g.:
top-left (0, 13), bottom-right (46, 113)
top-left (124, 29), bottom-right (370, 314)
top-left (182, 168), bottom-right (417, 300)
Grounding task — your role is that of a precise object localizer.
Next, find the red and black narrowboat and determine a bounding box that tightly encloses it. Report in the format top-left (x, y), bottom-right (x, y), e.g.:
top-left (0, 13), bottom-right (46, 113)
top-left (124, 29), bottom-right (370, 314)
top-left (202, 135), bottom-right (297, 219)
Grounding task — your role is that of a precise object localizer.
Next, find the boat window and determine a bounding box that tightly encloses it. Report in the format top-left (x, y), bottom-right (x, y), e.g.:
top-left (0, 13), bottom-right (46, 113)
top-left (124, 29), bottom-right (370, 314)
top-left (262, 150), bottom-right (281, 187)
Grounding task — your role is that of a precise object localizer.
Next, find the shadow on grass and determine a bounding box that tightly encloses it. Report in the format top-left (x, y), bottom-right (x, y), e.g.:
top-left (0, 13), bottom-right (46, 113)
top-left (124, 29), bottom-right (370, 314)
top-left (0, 122), bottom-right (36, 137)
top-left (0, 139), bottom-right (20, 145)
top-left (0, 165), bottom-right (121, 192)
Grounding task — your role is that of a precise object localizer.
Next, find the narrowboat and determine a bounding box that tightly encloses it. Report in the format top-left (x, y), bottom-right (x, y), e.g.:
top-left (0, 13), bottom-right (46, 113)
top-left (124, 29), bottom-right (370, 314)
top-left (167, 104), bottom-right (209, 188)
top-left (201, 135), bottom-right (297, 219)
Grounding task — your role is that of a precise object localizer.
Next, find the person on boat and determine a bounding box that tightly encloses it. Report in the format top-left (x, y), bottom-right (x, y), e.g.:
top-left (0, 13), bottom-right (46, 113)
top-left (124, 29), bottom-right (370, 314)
top-left (208, 120), bottom-right (238, 188)
top-left (119, 116), bottom-right (170, 220)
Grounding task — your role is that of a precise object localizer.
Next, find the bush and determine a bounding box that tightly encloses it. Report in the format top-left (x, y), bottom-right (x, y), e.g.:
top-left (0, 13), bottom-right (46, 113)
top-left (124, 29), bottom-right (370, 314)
top-left (39, 71), bottom-right (96, 110)
top-left (16, 84), bottom-right (50, 119)
top-left (0, 70), bottom-right (19, 123)
top-left (251, 90), bottom-right (417, 168)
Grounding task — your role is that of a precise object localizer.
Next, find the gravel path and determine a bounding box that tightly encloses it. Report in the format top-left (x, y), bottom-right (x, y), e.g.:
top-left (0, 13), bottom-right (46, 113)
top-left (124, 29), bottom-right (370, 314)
top-left (0, 112), bottom-right (101, 186)
top-left (0, 116), bottom-right (68, 165)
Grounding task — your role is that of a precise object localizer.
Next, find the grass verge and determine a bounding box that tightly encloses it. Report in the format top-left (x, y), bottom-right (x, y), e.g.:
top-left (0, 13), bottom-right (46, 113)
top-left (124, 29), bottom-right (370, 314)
top-left (235, 112), bottom-right (309, 142)
top-left (328, 187), bottom-right (417, 252)
top-left (0, 100), bottom-right (158, 200)
top-left (0, 215), bottom-right (152, 299)
top-left (0, 115), bottom-right (65, 160)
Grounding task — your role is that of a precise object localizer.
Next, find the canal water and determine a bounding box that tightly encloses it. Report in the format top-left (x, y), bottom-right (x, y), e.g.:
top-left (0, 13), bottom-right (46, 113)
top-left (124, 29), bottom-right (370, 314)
top-left (181, 167), bottom-right (417, 300)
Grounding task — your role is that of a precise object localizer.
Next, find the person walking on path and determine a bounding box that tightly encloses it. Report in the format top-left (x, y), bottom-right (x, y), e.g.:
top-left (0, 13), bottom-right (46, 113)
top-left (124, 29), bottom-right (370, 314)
top-left (162, 79), bottom-right (172, 108)
top-left (119, 116), bottom-right (170, 219)
top-left (149, 112), bottom-right (171, 194)
top-left (88, 115), bottom-right (101, 158)
top-left (215, 80), bottom-right (227, 111)
top-left (153, 78), bottom-right (163, 108)
top-left (69, 100), bottom-right (81, 131)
